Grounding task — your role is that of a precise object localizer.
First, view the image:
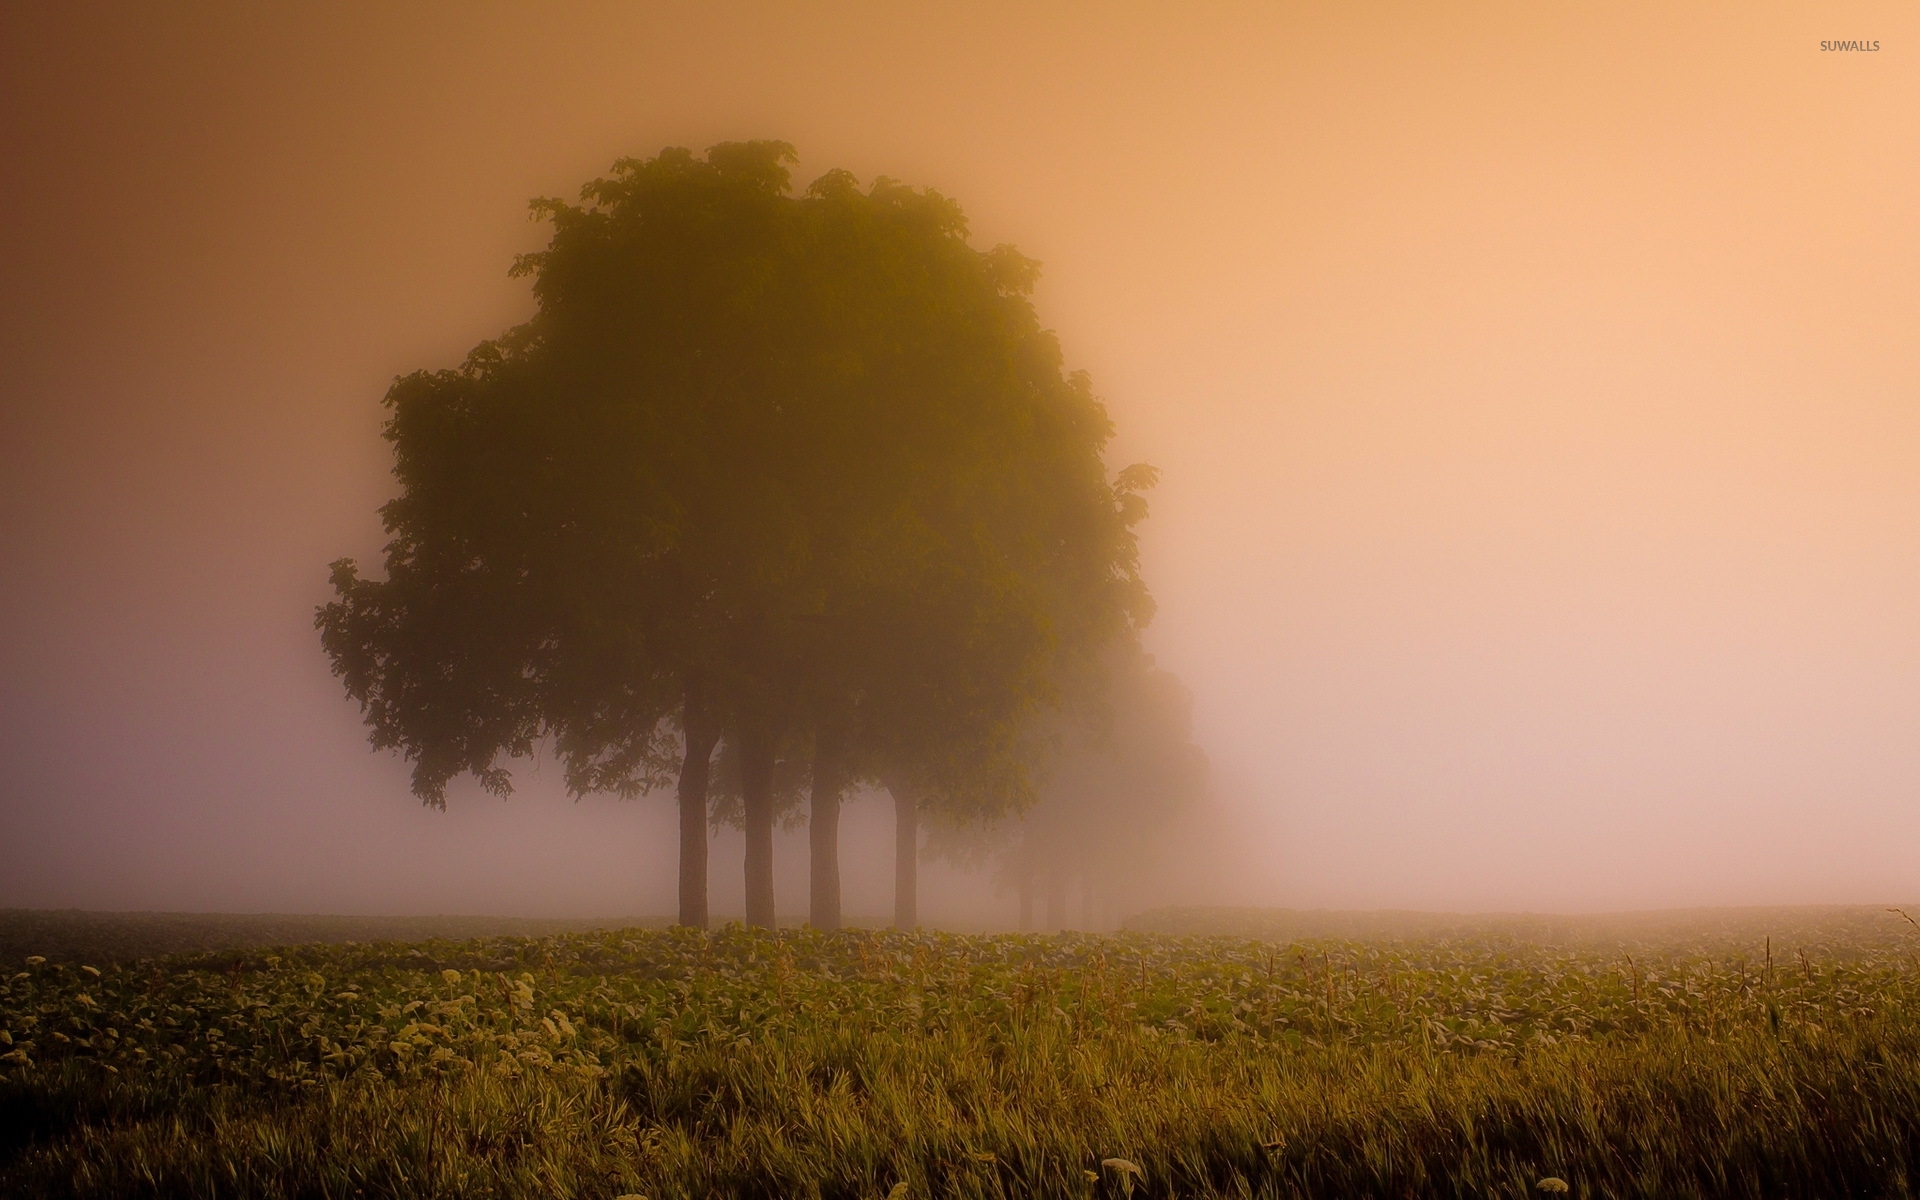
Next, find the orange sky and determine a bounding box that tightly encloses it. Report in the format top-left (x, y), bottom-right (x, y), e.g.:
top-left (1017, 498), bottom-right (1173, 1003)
top-left (3, 2), bottom-right (1916, 917)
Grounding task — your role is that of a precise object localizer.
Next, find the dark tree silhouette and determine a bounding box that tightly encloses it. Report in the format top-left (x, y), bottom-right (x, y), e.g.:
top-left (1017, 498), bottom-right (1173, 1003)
top-left (319, 142), bottom-right (1150, 929)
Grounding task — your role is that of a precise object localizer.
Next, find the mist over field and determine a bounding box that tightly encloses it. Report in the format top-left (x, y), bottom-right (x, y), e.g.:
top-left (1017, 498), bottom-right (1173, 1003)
top-left (4, 2), bottom-right (1918, 924)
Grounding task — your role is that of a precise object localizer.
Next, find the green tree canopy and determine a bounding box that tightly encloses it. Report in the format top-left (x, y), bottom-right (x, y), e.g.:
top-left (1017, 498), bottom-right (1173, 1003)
top-left (319, 142), bottom-right (1152, 928)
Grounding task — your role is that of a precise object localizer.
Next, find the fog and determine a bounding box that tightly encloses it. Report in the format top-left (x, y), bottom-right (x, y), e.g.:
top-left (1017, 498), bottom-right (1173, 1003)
top-left (3, 2), bottom-right (1917, 923)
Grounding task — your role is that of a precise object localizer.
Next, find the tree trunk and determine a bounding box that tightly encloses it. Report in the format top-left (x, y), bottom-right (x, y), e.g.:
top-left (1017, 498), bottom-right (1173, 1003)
top-left (1017, 858), bottom-right (1034, 931)
top-left (740, 730), bottom-right (777, 929)
top-left (676, 697), bottom-right (719, 930)
top-left (1080, 876), bottom-right (1095, 933)
top-left (808, 720), bottom-right (846, 930)
top-left (891, 782), bottom-right (918, 930)
top-left (1046, 870), bottom-right (1066, 932)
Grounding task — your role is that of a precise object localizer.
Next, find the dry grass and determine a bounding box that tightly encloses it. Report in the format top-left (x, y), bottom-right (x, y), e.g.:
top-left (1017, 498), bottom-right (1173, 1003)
top-left (6, 916), bottom-right (1920, 1197)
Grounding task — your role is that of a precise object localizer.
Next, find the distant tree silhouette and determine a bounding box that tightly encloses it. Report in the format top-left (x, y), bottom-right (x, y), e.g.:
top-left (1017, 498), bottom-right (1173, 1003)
top-left (319, 143), bottom-right (1152, 929)
top-left (927, 635), bottom-right (1208, 930)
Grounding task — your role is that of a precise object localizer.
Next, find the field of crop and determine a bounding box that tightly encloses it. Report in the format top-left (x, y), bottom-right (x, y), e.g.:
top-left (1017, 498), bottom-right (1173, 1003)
top-left (7, 908), bottom-right (1920, 1198)
top-left (0, 910), bottom-right (658, 969)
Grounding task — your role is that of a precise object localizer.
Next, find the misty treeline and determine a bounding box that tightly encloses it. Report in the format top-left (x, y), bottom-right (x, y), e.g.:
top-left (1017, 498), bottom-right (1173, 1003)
top-left (317, 142), bottom-right (1208, 930)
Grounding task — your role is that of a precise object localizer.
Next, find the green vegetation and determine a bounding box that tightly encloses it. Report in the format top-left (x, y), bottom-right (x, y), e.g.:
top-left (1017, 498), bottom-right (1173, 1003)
top-left (1126, 904), bottom-right (1920, 954)
top-left (0, 911), bottom-right (654, 969)
top-left (8, 908), bottom-right (1920, 1197)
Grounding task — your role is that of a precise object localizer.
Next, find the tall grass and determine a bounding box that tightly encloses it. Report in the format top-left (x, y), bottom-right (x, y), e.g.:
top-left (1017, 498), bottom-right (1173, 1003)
top-left (6, 923), bottom-right (1920, 1198)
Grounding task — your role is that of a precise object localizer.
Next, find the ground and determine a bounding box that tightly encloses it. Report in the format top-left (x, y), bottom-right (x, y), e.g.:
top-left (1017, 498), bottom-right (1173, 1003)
top-left (4, 906), bottom-right (1919, 1197)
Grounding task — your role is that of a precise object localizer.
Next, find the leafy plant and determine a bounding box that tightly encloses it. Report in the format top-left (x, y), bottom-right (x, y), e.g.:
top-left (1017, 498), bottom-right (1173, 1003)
top-left (6, 914), bottom-right (1920, 1197)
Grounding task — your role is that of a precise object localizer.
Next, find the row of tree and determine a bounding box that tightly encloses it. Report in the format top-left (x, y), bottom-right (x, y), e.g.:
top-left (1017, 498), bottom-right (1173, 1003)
top-left (925, 633), bottom-right (1211, 930)
top-left (318, 143), bottom-right (1163, 927)
top-left (692, 629), bottom-right (1211, 928)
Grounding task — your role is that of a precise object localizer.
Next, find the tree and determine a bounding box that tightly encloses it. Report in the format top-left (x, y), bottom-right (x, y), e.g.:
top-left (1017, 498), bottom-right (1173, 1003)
top-left (859, 446), bottom-right (1158, 928)
top-left (601, 154), bottom-right (1152, 930)
top-left (320, 144), bottom-right (802, 927)
top-left (926, 635), bottom-right (1208, 930)
top-left (320, 142), bottom-right (1151, 930)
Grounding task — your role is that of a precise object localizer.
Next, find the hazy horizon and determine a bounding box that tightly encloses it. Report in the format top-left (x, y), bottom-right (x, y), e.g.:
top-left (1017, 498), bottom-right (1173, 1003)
top-left (4, 2), bottom-right (1917, 922)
